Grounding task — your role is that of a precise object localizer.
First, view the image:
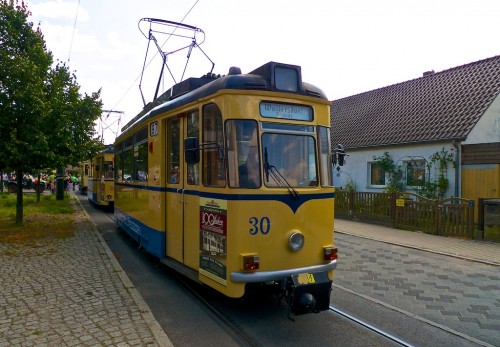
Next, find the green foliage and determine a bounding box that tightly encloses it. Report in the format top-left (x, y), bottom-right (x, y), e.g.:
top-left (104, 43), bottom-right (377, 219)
top-left (0, 0), bottom-right (52, 174)
top-left (373, 148), bottom-right (455, 199)
top-left (0, 0), bottom-right (103, 223)
top-left (44, 62), bottom-right (104, 168)
top-left (372, 152), bottom-right (403, 192)
top-left (344, 179), bottom-right (356, 192)
top-left (414, 147), bottom-right (455, 199)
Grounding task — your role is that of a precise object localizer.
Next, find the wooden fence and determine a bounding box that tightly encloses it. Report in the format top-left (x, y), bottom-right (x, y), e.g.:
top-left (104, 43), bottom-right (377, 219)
top-left (335, 191), bottom-right (475, 239)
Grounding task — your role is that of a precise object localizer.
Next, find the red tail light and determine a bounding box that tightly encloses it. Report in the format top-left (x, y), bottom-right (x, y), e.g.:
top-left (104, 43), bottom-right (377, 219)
top-left (323, 246), bottom-right (338, 261)
top-left (242, 254), bottom-right (260, 271)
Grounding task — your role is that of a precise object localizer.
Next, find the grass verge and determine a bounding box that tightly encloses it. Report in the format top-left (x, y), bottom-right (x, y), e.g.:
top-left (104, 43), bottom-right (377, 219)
top-left (0, 193), bottom-right (85, 249)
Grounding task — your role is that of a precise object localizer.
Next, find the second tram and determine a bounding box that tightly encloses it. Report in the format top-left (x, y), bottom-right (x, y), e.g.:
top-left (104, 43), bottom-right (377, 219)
top-left (114, 62), bottom-right (341, 316)
top-left (87, 145), bottom-right (115, 208)
top-left (78, 160), bottom-right (90, 194)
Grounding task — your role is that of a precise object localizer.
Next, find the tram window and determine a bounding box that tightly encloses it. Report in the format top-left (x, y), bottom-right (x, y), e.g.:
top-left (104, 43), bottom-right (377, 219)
top-left (104, 161), bottom-right (114, 179)
top-left (262, 133), bottom-right (317, 187)
top-left (202, 104), bottom-right (225, 187)
top-left (135, 140), bottom-right (148, 181)
top-left (115, 153), bottom-right (122, 181)
top-left (123, 144), bottom-right (134, 181)
top-left (167, 117), bottom-right (180, 184)
top-left (134, 127), bottom-right (148, 181)
top-left (225, 120), bottom-right (260, 188)
top-left (318, 126), bottom-right (333, 187)
top-left (115, 142), bottom-right (123, 181)
top-left (187, 110), bottom-right (199, 185)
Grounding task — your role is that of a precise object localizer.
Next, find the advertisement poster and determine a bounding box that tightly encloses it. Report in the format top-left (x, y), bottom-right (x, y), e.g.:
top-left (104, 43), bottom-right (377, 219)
top-left (199, 198), bottom-right (227, 286)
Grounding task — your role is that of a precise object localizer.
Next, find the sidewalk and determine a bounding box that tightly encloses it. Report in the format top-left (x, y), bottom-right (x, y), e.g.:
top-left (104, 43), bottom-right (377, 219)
top-left (335, 218), bottom-right (500, 266)
top-left (0, 195), bottom-right (173, 347)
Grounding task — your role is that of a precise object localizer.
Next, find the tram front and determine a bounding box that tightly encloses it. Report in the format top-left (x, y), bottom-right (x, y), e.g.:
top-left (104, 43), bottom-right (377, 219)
top-left (223, 108), bottom-right (338, 317)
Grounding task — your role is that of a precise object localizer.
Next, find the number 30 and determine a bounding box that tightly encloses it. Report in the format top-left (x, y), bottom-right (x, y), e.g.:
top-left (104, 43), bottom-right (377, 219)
top-left (248, 216), bottom-right (271, 235)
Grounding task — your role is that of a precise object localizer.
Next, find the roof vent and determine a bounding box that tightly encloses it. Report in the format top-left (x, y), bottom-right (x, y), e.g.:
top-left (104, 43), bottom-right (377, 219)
top-left (423, 70), bottom-right (435, 77)
top-left (228, 66), bottom-right (242, 75)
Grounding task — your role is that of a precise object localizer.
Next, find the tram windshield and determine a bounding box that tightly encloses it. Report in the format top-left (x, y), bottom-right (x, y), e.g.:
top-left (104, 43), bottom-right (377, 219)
top-left (226, 120), bottom-right (317, 189)
top-left (262, 132), bottom-right (317, 188)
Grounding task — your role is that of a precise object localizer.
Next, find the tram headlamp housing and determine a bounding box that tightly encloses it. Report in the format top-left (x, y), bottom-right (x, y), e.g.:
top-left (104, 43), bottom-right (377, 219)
top-left (288, 232), bottom-right (305, 252)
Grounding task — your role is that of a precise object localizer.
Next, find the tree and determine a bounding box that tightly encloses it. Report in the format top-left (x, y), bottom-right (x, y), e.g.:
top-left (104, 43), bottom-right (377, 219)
top-left (0, 0), bottom-right (52, 222)
top-left (0, 0), bottom-right (103, 223)
top-left (44, 62), bottom-right (103, 174)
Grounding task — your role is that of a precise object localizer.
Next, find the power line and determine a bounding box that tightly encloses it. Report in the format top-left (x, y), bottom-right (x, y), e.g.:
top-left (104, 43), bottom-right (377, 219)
top-left (68, 0), bottom-right (81, 62)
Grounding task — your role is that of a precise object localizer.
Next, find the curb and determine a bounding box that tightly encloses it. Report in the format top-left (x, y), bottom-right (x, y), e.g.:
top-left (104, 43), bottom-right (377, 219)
top-left (335, 229), bottom-right (500, 266)
top-left (73, 194), bottom-right (174, 347)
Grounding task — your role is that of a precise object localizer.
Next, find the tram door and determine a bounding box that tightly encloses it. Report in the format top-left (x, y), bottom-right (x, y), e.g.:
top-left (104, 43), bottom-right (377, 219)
top-left (165, 111), bottom-right (200, 269)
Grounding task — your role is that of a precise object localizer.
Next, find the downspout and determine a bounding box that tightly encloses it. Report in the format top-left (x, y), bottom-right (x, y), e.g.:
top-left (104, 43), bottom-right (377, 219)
top-left (452, 138), bottom-right (462, 197)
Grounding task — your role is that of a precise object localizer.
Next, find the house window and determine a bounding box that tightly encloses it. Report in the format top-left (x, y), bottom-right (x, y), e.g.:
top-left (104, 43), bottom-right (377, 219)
top-left (405, 160), bottom-right (425, 186)
top-left (369, 162), bottom-right (386, 186)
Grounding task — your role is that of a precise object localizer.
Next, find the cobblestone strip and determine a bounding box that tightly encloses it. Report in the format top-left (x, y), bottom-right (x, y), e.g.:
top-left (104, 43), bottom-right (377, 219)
top-left (334, 234), bottom-right (500, 347)
top-left (0, 200), bottom-right (173, 347)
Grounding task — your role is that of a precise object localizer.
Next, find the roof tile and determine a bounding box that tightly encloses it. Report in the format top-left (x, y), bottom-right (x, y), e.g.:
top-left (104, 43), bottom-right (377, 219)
top-left (330, 55), bottom-right (500, 149)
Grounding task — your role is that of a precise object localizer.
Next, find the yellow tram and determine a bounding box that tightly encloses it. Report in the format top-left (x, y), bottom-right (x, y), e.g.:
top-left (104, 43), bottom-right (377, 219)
top-left (114, 62), bottom-right (340, 316)
top-left (87, 145), bottom-right (114, 208)
top-left (78, 160), bottom-right (90, 194)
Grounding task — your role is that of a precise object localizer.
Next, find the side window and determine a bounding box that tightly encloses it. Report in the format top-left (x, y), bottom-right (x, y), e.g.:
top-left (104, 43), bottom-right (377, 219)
top-left (134, 126), bottom-right (148, 181)
top-left (123, 136), bottom-right (134, 181)
top-left (225, 120), bottom-right (260, 188)
top-left (187, 110), bottom-right (199, 185)
top-left (318, 126), bottom-right (332, 187)
top-left (167, 117), bottom-right (180, 184)
top-left (202, 103), bottom-right (225, 187)
top-left (115, 142), bottom-right (123, 181)
top-left (369, 162), bottom-right (386, 187)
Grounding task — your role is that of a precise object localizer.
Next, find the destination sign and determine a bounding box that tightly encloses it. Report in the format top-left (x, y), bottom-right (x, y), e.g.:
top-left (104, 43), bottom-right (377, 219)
top-left (260, 102), bottom-right (312, 121)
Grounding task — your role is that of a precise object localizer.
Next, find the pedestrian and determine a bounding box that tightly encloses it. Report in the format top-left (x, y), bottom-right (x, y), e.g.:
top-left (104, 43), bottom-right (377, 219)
top-left (67, 176), bottom-right (73, 192)
top-left (72, 175), bottom-right (77, 191)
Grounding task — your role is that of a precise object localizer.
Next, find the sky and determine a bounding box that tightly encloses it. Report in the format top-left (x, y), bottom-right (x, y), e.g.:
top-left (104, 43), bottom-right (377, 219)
top-left (26, 0), bottom-right (500, 145)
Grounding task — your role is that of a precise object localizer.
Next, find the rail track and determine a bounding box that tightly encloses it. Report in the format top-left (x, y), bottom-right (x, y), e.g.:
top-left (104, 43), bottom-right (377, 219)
top-left (329, 305), bottom-right (414, 347)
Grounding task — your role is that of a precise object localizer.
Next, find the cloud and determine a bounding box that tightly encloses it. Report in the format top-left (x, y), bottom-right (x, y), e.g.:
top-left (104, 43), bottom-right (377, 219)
top-left (29, 0), bottom-right (89, 22)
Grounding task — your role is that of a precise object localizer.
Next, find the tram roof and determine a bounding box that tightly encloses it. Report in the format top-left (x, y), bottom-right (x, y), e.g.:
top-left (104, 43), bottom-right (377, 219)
top-left (121, 61), bottom-right (328, 133)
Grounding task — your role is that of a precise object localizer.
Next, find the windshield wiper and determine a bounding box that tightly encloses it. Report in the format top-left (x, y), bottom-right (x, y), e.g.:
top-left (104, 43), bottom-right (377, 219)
top-left (264, 147), bottom-right (300, 199)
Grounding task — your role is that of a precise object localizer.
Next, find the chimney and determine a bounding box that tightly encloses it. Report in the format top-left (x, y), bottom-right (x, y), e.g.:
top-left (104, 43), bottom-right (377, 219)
top-left (423, 70), bottom-right (435, 77)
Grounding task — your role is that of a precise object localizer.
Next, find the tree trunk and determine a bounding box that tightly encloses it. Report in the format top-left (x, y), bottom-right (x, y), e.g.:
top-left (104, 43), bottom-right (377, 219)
top-left (56, 167), bottom-right (64, 200)
top-left (16, 169), bottom-right (23, 224)
top-left (36, 173), bottom-right (41, 202)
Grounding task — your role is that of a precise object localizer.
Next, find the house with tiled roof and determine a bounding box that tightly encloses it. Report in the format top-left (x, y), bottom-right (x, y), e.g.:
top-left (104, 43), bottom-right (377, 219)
top-left (330, 55), bottom-right (500, 205)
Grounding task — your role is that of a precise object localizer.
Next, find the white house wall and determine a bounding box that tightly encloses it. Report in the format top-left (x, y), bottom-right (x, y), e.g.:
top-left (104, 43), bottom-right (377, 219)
top-left (464, 94), bottom-right (500, 144)
top-left (333, 142), bottom-right (459, 198)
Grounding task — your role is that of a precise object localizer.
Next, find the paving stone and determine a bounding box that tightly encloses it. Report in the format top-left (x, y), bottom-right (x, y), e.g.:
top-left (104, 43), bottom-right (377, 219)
top-left (334, 229), bottom-right (500, 347)
top-left (0, 197), bottom-right (170, 347)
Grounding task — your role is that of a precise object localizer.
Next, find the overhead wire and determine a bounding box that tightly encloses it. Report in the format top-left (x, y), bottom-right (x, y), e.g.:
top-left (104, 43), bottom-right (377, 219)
top-left (68, 0), bottom-right (81, 62)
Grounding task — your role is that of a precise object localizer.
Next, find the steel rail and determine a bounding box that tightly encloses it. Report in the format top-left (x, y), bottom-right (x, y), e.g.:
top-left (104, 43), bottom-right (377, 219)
top-left (329, 305), bottom-right (414, 347)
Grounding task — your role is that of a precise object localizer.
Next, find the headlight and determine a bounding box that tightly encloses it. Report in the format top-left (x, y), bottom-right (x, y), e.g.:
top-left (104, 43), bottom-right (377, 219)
top-left (288, 231), bottom-right (305, 252)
